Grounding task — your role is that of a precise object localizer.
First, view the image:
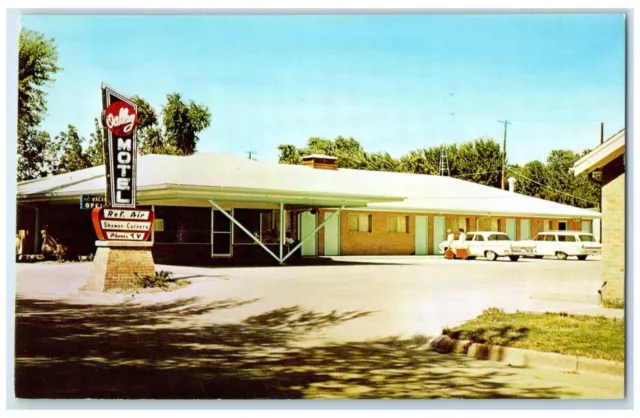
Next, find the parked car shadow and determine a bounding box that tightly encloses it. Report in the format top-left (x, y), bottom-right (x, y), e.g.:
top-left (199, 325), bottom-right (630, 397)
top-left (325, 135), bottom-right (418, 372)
top-left (15, 296), bottom-right (577, 399)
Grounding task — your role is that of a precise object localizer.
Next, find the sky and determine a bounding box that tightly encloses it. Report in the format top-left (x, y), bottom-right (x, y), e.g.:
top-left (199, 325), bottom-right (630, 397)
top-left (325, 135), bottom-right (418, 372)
top-left (21, 14), bottom-right (626, 165)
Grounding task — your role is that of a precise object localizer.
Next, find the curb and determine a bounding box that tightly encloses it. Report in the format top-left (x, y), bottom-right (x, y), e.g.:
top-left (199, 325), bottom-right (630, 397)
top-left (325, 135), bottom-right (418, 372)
top-left (428, 335), bottom-right (624, 377)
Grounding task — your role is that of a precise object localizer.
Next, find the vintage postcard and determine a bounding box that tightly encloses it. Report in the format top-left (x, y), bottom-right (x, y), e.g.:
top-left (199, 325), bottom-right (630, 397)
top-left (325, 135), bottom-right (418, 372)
top-left (12, 12), bottom-right (626, 401)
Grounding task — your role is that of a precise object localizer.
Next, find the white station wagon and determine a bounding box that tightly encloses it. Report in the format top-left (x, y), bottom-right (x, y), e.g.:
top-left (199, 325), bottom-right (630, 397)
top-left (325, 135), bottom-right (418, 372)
top-left (532, 231), bottom-right (601, 260)
top-left (439, 231), bottom-right (537, 261)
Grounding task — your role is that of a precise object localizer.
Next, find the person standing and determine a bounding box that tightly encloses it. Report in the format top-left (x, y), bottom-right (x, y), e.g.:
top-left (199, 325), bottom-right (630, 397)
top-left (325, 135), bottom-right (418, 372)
top-left (446, 228), bottom-right (455, 250)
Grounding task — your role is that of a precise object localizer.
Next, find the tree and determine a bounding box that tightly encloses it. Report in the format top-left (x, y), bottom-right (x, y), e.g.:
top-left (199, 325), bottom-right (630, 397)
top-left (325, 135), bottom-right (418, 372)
top-left (365, 152), bottom-right (401, 172)
top-left (131, 95), bottom-right (162, 154)
top-left (277, 144), bottom-right (302, 165)
top-left (17, 129), bottom-right (59, 181)
top-left (55, 125), bottom-right (90, 174)
top-left (453, 138), bottom-right (502, 187)
top-left (85, 118), bottom-right (105, 167)
top-left (162, 93), bottom-right (211, 156)
top-left (512, 160), bottom-right (548, 198)
top-left (18, 29), bottom-right (61, 180)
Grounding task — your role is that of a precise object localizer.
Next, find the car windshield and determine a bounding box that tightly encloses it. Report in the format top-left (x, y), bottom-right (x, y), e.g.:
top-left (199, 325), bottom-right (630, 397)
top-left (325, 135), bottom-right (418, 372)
top-left (579, 235), bottom-right (595, 242)
top-left (488, 234), bottom-right (511, 241)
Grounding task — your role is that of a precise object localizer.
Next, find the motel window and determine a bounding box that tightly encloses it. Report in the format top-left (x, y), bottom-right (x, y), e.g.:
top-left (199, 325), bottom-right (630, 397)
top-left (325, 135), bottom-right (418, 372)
top-left (483, 218), bottom-right (501, 232)
top-left (538, 220), bottom-right (552, 233)
top-left (348, 214), bottom-right (372, 233)
top-left (451, 217), bottom-right (469, 233)
top-left (387, 216), bottom-right (409, 233)
top-left (558, 221), bottom-right (568, 231)
top-left (259, 210), bottom-right (294, 243)
top-left (153, 206), bottom-right (211, 244)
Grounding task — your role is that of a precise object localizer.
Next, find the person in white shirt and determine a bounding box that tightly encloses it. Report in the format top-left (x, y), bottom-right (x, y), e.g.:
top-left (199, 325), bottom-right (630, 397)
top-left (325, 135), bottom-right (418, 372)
top-left (446, 229), bottom-right (455, 253)
top-left (451, 228), bottom-right (467, 253)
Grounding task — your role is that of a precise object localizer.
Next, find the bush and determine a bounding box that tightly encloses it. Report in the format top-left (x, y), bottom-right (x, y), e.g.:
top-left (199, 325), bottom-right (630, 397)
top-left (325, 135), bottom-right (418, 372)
top-left (133, 270), bottom-right (177, 289)
top-left (602, 298), bottom-right (625, 310)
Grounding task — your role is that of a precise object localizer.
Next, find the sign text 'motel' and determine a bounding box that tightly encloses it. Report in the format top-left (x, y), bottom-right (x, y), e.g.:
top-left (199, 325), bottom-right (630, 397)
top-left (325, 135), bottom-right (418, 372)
top-left (102, 84), bottom-right (138, 209)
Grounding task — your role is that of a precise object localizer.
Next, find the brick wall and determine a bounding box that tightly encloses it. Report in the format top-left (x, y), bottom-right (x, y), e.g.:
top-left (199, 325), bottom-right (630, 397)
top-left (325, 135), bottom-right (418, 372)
top-left (318, 210), bottom-right (416, 255)
top-left (317, 209), bottom-right (595, 256)
top-left (601, 156), bottom-right (625, 303)
top-left (87, 246), bottom-right (156, 291)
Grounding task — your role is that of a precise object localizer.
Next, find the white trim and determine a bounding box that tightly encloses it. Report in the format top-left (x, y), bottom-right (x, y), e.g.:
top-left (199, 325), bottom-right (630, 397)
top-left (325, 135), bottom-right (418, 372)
top-left (573, 129), bottom-right (625, 176)
top-left (339, 206), bottom-right (600, 219)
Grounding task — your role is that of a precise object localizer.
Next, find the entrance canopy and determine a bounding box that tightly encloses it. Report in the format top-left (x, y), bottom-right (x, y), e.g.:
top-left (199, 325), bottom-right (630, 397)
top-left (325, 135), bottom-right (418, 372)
top-left (17, 153), bottom-right (406, 208)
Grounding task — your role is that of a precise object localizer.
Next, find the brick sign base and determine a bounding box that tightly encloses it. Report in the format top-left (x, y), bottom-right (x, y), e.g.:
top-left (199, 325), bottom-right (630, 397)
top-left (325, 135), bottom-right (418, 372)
top-left (86, 241), bottom-right (155, 291)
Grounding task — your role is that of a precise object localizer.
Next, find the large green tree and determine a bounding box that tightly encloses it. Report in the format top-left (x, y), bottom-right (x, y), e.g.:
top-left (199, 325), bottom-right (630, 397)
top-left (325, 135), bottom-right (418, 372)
top-left (454, 138), bottom-right (503, 188)
top-left (162, 93), bottom-right (211, 156)
top-left (55, 125), bottom-right (90, 174)
top-left (17, 129), bottom-right (60, 180)
top-left (17, 29), bottom-right (61, 180)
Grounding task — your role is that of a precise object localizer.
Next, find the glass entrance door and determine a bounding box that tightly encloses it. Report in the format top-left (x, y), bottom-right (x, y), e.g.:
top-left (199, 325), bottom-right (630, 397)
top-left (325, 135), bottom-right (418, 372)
top-left (212, 209), bottom-right (232, 257)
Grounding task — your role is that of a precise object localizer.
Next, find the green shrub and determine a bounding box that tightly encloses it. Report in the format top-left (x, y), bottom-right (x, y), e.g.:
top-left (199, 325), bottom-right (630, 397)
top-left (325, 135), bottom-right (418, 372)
top-left (602, 298), bottom-right (625, 310)
top-left (133, 270), bottom-right (177, 289)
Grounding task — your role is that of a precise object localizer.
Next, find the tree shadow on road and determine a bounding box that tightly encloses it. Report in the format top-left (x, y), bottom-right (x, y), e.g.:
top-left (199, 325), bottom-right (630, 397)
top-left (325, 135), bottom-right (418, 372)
top-left (15, 296), bottom-right (578, 399)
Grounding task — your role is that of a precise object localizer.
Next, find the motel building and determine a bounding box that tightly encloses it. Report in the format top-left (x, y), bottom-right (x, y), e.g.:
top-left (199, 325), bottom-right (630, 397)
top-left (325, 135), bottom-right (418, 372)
top-left (17, 153), bottom-right (600, 265)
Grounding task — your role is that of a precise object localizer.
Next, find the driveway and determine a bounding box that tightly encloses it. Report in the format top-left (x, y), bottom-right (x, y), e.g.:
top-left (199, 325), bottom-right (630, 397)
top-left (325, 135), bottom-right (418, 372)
top-left (12, 256), bottom-right (624, 399)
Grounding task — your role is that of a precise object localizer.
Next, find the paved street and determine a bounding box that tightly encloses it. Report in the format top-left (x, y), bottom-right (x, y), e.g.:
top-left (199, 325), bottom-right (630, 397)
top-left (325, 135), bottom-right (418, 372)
top-left (13, 256), bottom-right (624, 399)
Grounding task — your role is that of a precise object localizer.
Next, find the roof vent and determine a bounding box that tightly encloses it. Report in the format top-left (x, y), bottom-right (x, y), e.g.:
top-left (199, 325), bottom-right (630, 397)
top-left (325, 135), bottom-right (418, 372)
top-left (507, 177), bottom-right (517, 192)
top-left (301, 154), bottom-right (338, 170)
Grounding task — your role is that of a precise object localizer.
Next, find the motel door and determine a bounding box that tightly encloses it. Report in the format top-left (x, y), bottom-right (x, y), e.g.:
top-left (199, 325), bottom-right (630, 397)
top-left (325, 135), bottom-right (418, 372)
top-left (506, 219), bottom-right (517, 240)
top-left (520, 219), bottom-right (531, 240)
top-left (211, 209), bottom-right (232, 257)
top-left (433, 216), bottom-right (446, 254)
top-left (300, 211), bottom-right (318, 256)
top-left (414, 216), bottom-right (429, 255)
top-left (324, 212), bottom-right (340, 256)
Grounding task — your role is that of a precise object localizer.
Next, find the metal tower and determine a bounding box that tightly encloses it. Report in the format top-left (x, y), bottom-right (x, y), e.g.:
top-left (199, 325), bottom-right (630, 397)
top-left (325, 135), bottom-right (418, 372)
top-left (439, 145), bottom-right (450, 176)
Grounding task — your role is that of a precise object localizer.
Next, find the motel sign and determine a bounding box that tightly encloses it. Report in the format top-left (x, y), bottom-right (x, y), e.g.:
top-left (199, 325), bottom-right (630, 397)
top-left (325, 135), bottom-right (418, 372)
top-left (101, 84), bottom-right (139, 209)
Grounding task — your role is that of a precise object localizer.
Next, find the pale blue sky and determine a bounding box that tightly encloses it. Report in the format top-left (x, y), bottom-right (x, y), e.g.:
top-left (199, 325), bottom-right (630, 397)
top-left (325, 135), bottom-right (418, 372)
top-left (21, 14), bottom-right (626, 165)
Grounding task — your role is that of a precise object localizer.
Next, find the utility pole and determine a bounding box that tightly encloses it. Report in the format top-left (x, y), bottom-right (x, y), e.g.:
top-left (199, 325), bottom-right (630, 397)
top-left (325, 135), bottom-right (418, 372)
top-left (246, 150), bottom-right (257, 160)
top-left (498, 120), bottom-right (511, 190)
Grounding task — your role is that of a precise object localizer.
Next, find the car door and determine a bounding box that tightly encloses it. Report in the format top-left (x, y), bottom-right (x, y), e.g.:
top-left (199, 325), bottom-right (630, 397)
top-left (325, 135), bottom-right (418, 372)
top-left (470, 233), bottom-right (485, 256)
top-left (558, 233), bottom-right (577, 255)
top-left (534, 233), bottom-right (547, 255)
top-left (465, 233), bottom-right (476, 255)
top-left (543, 233), bottom-right (557, 255)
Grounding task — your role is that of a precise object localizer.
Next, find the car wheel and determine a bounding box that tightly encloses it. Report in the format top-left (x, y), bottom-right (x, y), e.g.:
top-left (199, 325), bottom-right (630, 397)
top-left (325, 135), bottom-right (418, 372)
top-left (467, 256), bottom-right (476, 260)
top-left (577, 255), bottom-right (588, 261)
top-left (485, 250), bottom-right (498, 261)
top-left (556, 252), bottom-right (568, 260)
top-left (509, 255), bottom-right (520, 262)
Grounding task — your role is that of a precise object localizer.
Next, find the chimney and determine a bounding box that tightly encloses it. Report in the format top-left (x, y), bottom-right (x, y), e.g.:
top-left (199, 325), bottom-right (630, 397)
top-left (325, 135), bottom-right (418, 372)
top-left (301, 154), bottom-right (338, 170)
top-left (507, 177), bottom-right (517, 192)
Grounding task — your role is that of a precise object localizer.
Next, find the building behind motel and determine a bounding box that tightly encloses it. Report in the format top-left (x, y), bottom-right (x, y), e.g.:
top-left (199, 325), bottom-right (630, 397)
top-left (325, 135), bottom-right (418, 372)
top-left (17, 152), bottom-right (600, 264)
top-left (573, 128), bottom-right (625, 304)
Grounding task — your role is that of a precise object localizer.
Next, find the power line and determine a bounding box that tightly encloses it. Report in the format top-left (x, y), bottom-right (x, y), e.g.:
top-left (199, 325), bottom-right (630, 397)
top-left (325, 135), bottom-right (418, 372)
top-left (453, 169), bottom-right (503, 179)
top-left (507, 168), bottom-right (599, 205)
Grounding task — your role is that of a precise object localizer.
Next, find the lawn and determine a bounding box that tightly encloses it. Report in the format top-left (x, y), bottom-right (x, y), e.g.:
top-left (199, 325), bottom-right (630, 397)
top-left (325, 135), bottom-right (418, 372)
top-left (443, 308), bottom-right (625, 362)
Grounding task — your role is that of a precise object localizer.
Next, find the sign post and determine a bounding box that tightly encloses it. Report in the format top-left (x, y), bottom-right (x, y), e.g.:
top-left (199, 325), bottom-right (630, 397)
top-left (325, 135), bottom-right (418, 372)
top-left (86, 84), bottom-right (156, 292)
